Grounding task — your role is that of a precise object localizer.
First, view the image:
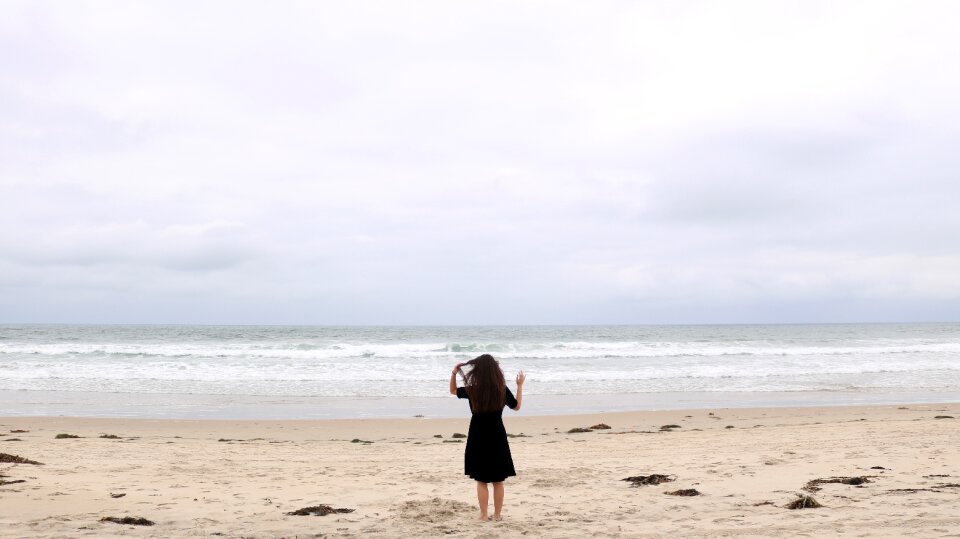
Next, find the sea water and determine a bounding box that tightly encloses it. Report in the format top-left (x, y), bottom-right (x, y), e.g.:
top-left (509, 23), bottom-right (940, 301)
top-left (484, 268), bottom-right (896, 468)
top-left (1, 323), bottom-right (958, 418)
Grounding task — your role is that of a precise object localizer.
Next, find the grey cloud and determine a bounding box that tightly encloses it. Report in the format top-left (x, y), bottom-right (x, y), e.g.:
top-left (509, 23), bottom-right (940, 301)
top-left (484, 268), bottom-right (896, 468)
top-left (2, 1), bottom-right (960, 324)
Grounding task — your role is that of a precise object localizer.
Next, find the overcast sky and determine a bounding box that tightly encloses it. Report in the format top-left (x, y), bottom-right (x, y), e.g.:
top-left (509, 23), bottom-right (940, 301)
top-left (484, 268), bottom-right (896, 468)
top-left (2, 1), bottom-right (959, 325)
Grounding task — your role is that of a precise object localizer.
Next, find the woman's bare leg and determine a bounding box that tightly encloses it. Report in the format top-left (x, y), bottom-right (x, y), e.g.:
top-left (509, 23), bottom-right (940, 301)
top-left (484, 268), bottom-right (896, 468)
top-left (476, 481), bottom-right (489, 520)
top-left (492, 481), bottom-right (504, 520)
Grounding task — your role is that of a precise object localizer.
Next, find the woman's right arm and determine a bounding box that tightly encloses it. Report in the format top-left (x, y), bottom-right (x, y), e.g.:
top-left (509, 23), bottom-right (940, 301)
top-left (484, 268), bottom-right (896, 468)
top-left (513, 370), bottom-right (525, 411)
top-left (449, 363), bottom-right (463, 395)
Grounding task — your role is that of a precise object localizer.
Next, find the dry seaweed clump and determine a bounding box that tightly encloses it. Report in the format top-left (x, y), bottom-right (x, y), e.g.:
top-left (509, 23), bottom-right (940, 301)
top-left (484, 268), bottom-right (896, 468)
top-left (622, 474), bottom-right (676, 486)
top-left (0, 479), bottom-right (27, 486)
top-left (803, 476), bottom-right (872, 492)
top-left (785, 495), bottom-right (822, 509)
top-left (660, 424), bottom-right (681, 431)
top-left (55, 433), bottom-right (80, 439)
top-left (101, 516), bottom-right (155, 526)
top-left (0, 453), bottom-right (43, 465)
top-left (568, 427), bottom-right (592, 433)
top-left (666, 488), bottom-right (701, 496)
top-left (590, 423), bottom-right (611, 430)
top-left (286, 504), bottom-right (355, 516)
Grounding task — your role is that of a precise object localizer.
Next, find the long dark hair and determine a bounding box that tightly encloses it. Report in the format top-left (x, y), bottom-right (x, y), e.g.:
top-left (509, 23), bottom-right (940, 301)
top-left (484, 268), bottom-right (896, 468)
top-left (461, 354), bottom-right (506, 412)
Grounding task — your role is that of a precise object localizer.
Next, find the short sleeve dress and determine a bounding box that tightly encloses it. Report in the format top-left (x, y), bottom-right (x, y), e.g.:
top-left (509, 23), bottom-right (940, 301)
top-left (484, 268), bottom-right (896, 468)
top-left (456, 386), bottom-right (518, 483)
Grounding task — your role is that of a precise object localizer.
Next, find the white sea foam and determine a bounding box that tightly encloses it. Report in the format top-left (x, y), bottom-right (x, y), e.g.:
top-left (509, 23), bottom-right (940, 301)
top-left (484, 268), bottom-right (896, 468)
top-left (1, 324), bottom-right (958, 401)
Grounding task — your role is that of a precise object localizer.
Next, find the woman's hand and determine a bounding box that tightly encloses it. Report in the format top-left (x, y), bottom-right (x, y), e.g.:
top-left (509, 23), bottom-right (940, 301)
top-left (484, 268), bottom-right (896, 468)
top-left (453, 362), bottom-right (464, 373)
top-left (516, 370), bottom-right (526, 386)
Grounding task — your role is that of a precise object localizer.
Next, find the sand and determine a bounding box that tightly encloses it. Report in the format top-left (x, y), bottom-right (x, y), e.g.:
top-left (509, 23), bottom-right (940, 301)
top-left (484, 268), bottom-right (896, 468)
top-left (1, 403), bottom-right (959, 538)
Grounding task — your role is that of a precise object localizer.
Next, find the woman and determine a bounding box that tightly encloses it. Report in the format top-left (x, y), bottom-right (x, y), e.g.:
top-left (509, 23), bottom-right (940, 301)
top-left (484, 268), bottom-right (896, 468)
top-left (449, 354), bottom-right (525, 521)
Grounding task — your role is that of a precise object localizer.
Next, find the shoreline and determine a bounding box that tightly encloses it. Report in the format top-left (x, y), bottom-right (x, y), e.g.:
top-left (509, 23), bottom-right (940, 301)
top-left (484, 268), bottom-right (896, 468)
top-left (4, 388), bottom-right (959, 420)
top-left (2, 402), bottom-right (959, 537)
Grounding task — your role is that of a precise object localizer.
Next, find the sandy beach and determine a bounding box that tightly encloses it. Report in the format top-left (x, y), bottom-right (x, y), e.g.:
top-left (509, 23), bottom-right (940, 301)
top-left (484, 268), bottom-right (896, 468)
top-left (1, 403), bottom-right (958, 538)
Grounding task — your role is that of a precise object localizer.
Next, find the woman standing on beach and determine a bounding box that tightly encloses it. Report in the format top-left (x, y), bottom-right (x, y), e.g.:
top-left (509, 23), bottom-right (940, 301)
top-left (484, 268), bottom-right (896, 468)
top-left (449, 354), bottom-right (525, 521)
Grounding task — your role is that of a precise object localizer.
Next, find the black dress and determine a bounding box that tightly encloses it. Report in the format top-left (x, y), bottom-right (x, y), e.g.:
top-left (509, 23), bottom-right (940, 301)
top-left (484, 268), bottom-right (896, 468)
top-left (456, 386), bottom-right (518, 483)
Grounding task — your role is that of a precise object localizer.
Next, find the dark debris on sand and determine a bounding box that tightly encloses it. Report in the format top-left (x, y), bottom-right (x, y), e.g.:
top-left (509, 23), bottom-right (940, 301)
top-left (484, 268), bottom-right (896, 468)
top-left (0, 479), bottom-right (27, 486)
top-left (666, 488), bottom-right (701, 496)
top-left (784, 495), bottom-right (822, 509)
top-left (567, 427), bottom-right (592, 433)
top-left (590, 423), bottom-right (611, 430)
top-left (55, 433), bottom-right (80, 439)
top-left (100, 516), bottom-right (155, 526)
top-left (0, 453), bottom-right (43, 465)
top-left (886, 488), bottom-right (930, 494)
top-left (803, 476), bottom-right (872, 492)
top-left (622, 474), bottom-right (676, 486)
top-left (934, 415), bottom-right (954, 419)
top-left (659, 424), bottom-right (681, 431)
top-left (286, 504), bottom-right (355, 516)
top-left (889, 483), bottom-right (960, 493)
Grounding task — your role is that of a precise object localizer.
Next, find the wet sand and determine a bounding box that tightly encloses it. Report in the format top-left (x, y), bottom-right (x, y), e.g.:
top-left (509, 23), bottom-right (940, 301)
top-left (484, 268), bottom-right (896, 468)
top-left (1, 403), bottom-right (959, 537)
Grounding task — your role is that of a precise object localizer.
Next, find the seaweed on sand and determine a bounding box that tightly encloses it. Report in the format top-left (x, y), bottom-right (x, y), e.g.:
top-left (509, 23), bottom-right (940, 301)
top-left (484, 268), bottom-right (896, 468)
top-left (567, 427), bottom-right (591, 433)
top-left (666, 488), bottom-right (700, 496)
top-left (590, 423), bottom-right (611, 430)
top-left (622, 474), bottom-right (675, 486)
top-left (55, 433), bottom-right (80, 439)
top-left (0, 479), bottom-right (27, 486)
top-left (784, 495), bottom-right (822, 509)
top-left (0, 453), bottom-right (42, 465)
top-left (659, 424), bottom-right (681, 431)
top-left (803, 476), bottom-right (872, 492)
top-left (286, 504), bottom-right (355, 516)
top-left (100, 516), bottom-right (155, 526)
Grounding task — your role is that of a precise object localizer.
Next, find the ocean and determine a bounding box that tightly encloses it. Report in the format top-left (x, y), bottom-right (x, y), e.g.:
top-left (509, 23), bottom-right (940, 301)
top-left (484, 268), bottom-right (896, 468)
top-left (1, 323), bottom-right (958, 419)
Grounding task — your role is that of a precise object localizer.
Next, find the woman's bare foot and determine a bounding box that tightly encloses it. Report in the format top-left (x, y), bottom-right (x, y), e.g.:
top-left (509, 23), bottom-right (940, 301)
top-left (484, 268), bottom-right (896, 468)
top-left (478, 513), bottom-right (489, 521)
top-left (492, 514), bottom-right (502, 521)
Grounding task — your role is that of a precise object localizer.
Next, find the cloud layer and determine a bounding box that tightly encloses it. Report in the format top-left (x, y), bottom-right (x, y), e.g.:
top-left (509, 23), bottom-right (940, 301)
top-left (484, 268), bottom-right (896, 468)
top-left (2, 1), bottom-right (959, 324)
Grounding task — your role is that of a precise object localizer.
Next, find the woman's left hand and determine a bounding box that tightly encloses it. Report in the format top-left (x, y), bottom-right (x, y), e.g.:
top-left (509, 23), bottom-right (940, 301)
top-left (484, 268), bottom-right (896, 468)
top-left (516, 370), bottom-right (526, 386)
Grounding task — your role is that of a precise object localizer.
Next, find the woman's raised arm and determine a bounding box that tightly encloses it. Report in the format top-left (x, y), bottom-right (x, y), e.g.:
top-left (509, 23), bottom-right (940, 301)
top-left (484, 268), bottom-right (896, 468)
top-left (449, 363), bottom-right (463, 395)
top-left (513, 370), bottom-right (525, 411)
